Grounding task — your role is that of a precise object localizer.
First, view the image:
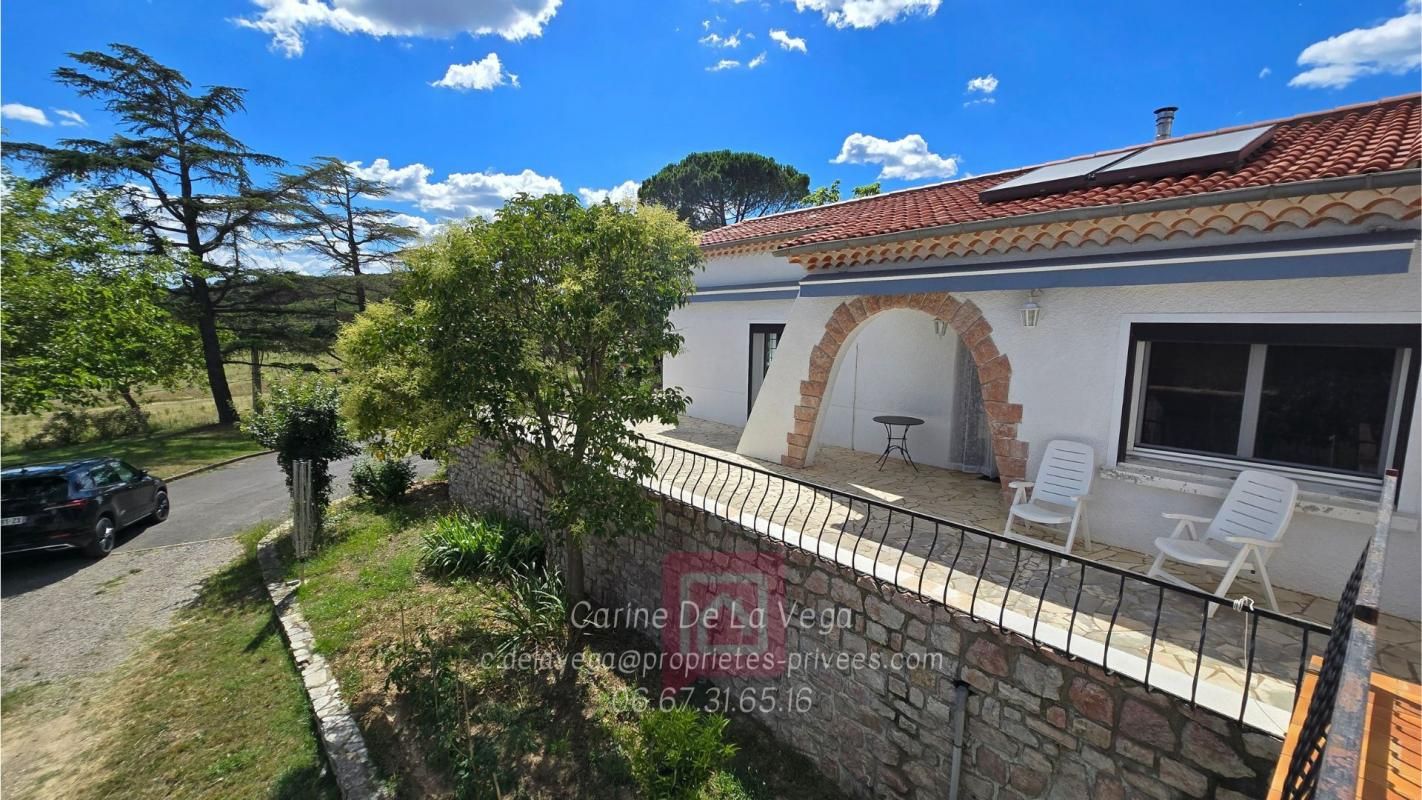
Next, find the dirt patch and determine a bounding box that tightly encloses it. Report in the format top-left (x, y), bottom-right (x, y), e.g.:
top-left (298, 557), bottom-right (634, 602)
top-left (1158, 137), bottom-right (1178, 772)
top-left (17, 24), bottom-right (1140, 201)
top-left (1, 681), bottom-right (109, 800)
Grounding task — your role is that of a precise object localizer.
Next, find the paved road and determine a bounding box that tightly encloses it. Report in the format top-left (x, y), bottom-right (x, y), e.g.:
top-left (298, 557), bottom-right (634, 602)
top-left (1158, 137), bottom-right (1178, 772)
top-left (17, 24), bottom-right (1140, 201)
top-left (0, 452), bottom-right (435, 688)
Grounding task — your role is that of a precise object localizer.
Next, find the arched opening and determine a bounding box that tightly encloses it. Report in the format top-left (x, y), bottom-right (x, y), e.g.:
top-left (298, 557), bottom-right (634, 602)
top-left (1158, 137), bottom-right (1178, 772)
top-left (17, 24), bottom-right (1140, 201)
top-left (783, 292), bottom-right (1028, 495)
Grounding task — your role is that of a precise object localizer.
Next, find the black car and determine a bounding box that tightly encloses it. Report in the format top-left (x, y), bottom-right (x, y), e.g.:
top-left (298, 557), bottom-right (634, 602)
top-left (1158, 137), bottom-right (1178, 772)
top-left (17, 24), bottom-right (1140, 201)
top-left (1, 458), bottom-right (169, 558)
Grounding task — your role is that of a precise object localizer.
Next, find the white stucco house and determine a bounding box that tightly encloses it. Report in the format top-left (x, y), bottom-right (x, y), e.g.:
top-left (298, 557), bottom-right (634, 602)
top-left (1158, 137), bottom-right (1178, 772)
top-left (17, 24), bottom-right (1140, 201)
top-left (662, 94), bottom-right (1422, 619)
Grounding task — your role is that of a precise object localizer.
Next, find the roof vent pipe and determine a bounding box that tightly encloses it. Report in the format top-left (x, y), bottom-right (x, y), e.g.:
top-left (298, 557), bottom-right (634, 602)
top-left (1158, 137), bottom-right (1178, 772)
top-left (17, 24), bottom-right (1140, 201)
top-left (1154, 106), bottom-right (1178, 140)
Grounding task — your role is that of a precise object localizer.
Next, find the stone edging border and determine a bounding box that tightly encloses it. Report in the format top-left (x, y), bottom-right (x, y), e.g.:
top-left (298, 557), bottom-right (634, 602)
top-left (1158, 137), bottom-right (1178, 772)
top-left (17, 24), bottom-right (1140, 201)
top-left (163, 449), bottom-right (276, 482)
top-left (256, 512), bottom-right (388, 800)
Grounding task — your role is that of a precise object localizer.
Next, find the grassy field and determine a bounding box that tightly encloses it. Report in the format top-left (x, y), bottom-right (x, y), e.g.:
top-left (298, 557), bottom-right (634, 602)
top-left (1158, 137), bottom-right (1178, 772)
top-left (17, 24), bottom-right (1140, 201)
top-left (0, 425), bottom-right (266, 478)
top-left (287, 489), bottom-right (847, 800)
top-left (0, 526), bottom-right (338, 800)
top-left (2, 355), bottom-right (337, 450)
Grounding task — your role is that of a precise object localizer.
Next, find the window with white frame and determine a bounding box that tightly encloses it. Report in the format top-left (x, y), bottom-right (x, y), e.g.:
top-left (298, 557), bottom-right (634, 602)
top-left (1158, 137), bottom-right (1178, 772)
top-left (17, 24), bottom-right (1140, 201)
top-left (1122, 323), bottom-right (1419, 484)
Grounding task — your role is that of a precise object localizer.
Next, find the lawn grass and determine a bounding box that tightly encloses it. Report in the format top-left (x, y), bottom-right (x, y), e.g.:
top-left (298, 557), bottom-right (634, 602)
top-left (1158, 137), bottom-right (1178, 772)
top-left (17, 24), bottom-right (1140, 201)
top-left (0, 424), bottom-right (266, 478)
top-left (288, 489), bottom-right (848, 800)
top-left (0, 524), bottom-right (337, 800)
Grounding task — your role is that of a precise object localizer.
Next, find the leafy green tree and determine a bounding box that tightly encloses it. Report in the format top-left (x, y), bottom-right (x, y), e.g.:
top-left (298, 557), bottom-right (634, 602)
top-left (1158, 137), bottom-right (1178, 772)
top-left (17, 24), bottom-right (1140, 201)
top-left (853, 182), bottom-right (882, 198)
top-left (242, 376), bottom-right (358, 535)
top-left (8, 44), bottom-right (310, 425)
top-left (0, 176), bottom-right (200, 415)
top-left (340, 194), bottom-right (701, 600)
top-left (638, 151), bottom-right (809, 231)
top-left (278, 157), bottom-right (419, 312)
top-left (802, 180), bottom-right (841, 206)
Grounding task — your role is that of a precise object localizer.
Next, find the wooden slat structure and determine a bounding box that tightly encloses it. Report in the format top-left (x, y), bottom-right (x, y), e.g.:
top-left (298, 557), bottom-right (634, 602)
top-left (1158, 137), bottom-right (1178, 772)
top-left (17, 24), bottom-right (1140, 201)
top-left (1271, 657), bottom-right (1422, 800)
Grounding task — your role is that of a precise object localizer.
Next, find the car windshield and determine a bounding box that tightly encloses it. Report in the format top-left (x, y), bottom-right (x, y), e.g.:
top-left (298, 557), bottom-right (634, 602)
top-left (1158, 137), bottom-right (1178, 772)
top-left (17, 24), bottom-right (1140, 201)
top-left (2, 477), bottom-right (70, 505)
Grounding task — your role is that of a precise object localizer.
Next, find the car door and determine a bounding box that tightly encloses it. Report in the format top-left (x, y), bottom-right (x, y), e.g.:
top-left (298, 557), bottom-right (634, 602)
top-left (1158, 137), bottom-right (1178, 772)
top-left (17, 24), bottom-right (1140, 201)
top-left (88, 461), bottom-right (131, 523)
top-left (107, 460), bottom-right (153, 524)
top-left (115, 460), bottom-right (156, 516)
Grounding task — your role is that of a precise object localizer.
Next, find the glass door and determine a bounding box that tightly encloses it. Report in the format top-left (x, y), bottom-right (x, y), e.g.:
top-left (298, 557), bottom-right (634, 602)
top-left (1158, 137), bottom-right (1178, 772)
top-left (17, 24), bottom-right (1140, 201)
top-left (747, 324), bottom-right (786, 417)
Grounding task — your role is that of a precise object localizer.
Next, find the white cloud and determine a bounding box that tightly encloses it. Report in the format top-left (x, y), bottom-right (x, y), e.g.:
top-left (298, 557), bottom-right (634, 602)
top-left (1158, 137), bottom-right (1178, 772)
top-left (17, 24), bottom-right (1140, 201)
top-left (430, 53), bottom-right (518, 90)
top-left (707, 59), bottom-right (741, 72)
top-left (748, 52), bottom-right (767, 69)
top-left (577, 180), bottom-right (640, 206)
top-left (349, 158), bottom-right (562, 218)
top-left (1290, 0), bottom-right (1421, 88)
top-left (700, 30), bottom-right (742, 48)
top-left (965, 74), bottom-right (998, 95)
top-left (831, 132), bottom-right (959, 181)
top-left (53, 109), bottom-right (87, 127)
top-left (235, 0), bottom-right (562, 57)
top-left (769, 29), bottom-right (807, 52)
top-left (792, 0), bottom-right (939, 29)
top-left (1, 104), bottom-right (51, 126)
top-left (389, 212), bottom-right (444, 238)
top-left (1258, 66), bottom-right (1272, 79)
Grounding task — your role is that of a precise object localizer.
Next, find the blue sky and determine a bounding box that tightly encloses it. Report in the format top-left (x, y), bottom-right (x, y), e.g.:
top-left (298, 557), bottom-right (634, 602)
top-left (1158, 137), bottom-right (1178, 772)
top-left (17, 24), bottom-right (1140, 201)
top-left (3, 0), bottom-right (1420, 244)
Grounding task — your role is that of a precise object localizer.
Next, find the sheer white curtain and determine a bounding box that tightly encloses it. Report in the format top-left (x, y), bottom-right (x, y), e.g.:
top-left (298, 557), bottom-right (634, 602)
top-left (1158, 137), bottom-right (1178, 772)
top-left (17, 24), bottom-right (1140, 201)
top-left (948, 345), bottom-right (998, 478)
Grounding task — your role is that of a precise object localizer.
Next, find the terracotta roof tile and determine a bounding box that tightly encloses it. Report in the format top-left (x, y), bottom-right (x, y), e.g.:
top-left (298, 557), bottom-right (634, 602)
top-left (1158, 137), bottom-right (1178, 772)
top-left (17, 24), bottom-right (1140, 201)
top-left (699, 94), bottom-right (1421, 252)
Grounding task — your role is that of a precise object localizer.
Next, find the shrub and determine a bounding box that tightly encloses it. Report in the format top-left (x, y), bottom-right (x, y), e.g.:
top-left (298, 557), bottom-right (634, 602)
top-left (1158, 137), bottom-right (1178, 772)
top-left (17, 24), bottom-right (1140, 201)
top-left (350, 456), bottom-right (417, 505)
top-left (493, 568), bottom-right (567, 656)
top-left (421, 511), bottom-right (543, 578)
top-left (241, 377), bottom-right (358, 536)
top-left (630, 707), bottom-right (738, 800)
top-left (91, 407), bottom-right (151, 440)
top-left (22, 409), bottom-right (93, 449)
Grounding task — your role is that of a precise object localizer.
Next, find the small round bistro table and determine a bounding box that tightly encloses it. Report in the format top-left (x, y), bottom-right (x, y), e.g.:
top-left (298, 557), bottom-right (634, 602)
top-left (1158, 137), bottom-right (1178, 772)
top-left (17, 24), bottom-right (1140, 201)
top-left (872, 415), bottom-right (924, 472)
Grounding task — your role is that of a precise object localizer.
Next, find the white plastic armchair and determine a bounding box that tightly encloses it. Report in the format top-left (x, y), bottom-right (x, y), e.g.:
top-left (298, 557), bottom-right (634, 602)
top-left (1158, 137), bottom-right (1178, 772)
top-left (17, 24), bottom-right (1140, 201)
top-left (1003, 440), bottom-right (1096, 553)
top-left (1147, 470), bottom-right (1298, 614)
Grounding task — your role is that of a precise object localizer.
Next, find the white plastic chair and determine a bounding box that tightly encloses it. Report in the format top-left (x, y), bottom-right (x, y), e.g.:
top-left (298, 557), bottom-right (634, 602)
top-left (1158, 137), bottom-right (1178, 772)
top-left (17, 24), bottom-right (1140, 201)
top-left (1147, 470), bottom-right (1298, 614)
top-left (1003, 440), bottom-right (1096, 553)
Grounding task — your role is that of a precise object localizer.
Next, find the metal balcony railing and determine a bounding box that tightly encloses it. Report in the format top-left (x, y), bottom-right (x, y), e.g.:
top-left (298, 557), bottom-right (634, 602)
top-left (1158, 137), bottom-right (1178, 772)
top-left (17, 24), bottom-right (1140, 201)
top-left (1275, 469), bottom-right (1398, 800)
top-left (636, 434), bottom-right (1334, 733)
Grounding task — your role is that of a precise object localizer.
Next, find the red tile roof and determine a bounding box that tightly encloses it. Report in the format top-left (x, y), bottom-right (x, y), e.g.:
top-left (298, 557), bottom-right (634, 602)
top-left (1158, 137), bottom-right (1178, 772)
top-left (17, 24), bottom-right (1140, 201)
top-left (700, 94), bottom-right (1421, 252)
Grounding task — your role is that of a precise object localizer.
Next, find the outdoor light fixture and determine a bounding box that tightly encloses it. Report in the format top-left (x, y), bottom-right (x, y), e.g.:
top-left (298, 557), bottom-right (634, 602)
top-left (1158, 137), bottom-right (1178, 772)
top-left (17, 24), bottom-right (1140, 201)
top-left (1020, 289), bottom-right (1042, 328)
top-left (934, 319), bottom-right (949, 337)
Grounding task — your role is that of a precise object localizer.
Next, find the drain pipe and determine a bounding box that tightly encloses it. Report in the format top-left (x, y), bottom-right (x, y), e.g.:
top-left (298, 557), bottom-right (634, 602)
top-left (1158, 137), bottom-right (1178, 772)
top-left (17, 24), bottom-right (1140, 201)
top-left (947, 680), bottom-right (971, 800)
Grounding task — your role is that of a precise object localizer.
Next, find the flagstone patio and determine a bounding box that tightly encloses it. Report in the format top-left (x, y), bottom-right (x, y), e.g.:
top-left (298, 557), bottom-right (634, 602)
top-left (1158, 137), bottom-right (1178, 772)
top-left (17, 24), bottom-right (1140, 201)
top-left (634, 416), bottom-right (1421, 736)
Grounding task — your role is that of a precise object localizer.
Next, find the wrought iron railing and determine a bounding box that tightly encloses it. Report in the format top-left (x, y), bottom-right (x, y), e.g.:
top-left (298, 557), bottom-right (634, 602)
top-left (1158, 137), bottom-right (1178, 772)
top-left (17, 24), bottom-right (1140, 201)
top-left (1276, 469), bottom-right (1397, 800)
top-left (636, 434), bottom-right (1333, 732)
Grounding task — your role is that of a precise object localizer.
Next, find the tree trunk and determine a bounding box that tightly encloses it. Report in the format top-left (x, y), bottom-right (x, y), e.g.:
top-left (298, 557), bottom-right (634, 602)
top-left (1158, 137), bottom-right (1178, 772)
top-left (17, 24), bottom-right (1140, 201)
top-left (118, 387), bottom-right (141, 411)
top-left (191, 278), bottom-right (239, 425)
top-left (564, 535), bottom-right (586, 604)
top-left (250, 347), bottom-right (263, 413)
top-left (352, 261), bottom-right (366, 313)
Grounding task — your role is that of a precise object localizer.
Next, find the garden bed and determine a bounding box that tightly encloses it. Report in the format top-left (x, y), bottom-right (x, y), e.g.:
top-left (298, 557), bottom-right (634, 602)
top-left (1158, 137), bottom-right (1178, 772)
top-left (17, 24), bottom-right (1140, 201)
top-left (282, 483), bottom-right (848, 800)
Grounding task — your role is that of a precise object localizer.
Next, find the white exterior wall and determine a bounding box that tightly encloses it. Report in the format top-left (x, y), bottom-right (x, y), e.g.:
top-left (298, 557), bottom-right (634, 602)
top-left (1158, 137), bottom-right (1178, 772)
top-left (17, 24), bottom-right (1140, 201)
top-left (727, 253), bottom-right (1422, 618)
top-left (663, 251), bottom-right (800, 427)
top-left (818, 309), bottom-right (963, 469)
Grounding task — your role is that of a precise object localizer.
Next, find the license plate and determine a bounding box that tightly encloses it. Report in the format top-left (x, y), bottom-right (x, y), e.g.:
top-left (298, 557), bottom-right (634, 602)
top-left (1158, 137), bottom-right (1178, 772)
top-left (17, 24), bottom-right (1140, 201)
top-left (1, 516), bottom-right (27, 526)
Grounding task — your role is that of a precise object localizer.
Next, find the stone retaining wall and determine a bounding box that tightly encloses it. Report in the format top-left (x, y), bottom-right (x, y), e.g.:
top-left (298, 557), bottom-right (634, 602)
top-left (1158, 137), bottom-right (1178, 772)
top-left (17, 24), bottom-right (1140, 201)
top-left (450, 440), bottom-right (1281, 800)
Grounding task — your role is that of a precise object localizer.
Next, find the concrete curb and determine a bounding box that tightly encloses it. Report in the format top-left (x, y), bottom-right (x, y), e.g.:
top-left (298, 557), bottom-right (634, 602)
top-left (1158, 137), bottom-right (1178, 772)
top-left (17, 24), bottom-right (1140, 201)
top-left (163, 449), bottom-right (276, 482)
top-left (256, 509), bottom-right (388, 800)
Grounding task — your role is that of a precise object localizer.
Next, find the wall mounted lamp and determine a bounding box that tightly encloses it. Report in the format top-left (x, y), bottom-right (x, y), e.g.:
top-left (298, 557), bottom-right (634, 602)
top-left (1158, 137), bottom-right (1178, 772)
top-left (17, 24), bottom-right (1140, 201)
top-left (1021, 289), bottom-right (1042, 328)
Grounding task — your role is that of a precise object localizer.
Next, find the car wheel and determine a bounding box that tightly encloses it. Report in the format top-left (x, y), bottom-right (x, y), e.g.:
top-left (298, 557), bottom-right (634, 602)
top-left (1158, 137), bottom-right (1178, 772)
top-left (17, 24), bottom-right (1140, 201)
top-left (83, 516), bottom-right (116, 558)
top-left (150, 491), bottom-right (170, 523)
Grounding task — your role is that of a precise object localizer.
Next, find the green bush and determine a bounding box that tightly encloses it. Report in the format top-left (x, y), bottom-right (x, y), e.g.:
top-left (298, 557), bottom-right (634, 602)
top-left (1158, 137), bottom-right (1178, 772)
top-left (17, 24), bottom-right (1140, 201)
top-left (92, 407), bottom-right (151, 440)
top-left (22, 409), bottom-right (93, 449)
top-left (631, 707), bottom-right (738, 800)
top-left (493, 567), bottom-right (567, 656)
top-left (241, 377), bottom-right (358, 536)
top-left (350, 456), bottom-right (417, 504)
top-left (420, 510), bottom-right (543, 578)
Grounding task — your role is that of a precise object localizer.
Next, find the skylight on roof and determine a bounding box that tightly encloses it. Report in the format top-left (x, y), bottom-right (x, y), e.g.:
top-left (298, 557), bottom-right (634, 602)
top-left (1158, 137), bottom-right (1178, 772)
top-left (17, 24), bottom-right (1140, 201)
top-left (979, 124), bottom-right (1276, 204)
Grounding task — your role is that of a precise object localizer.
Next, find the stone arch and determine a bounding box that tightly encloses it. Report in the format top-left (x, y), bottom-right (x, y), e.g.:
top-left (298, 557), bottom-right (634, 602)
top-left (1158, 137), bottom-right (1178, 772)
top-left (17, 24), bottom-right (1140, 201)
top-left (782, 292), bottom-right (1028, 497)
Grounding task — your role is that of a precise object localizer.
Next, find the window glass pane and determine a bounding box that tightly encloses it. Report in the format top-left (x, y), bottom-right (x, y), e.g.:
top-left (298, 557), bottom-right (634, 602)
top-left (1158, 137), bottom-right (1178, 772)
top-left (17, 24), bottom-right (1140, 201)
top-left (1138, 341), bottom-right (1250, 455)
top-left (1254, 345), bottom-right (1396, 475)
